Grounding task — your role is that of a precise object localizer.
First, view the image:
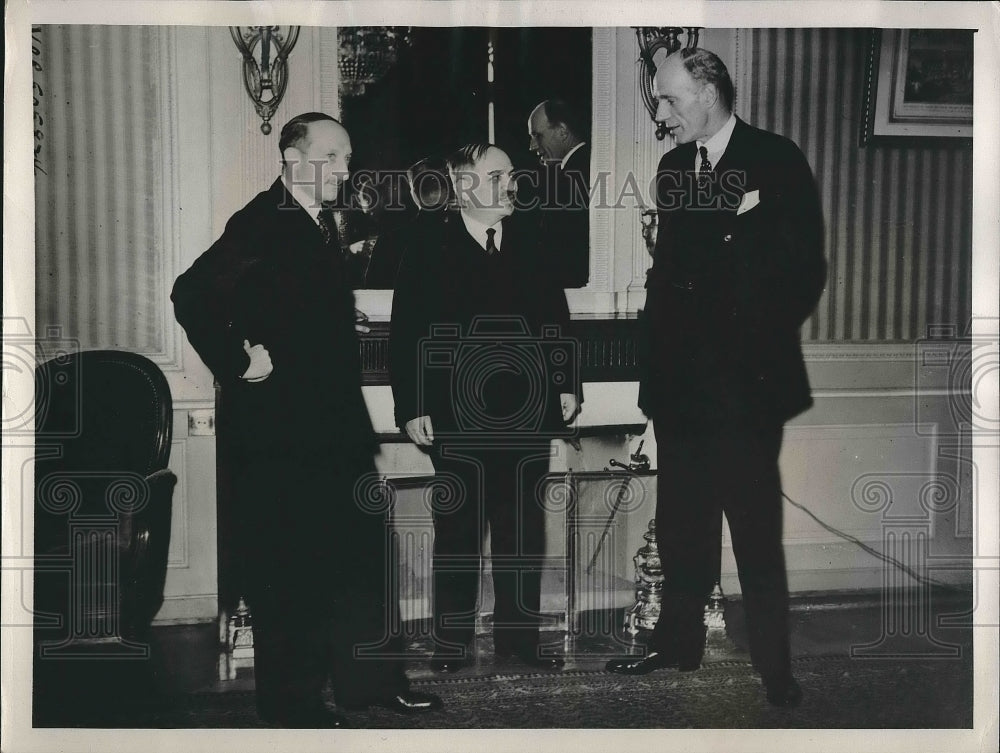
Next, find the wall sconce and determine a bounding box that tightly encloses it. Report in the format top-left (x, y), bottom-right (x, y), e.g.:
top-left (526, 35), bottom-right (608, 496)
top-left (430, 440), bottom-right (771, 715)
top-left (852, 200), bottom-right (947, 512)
top-left (230, 26), bottom-right (301, 135)
top-left (634, 27), bottom-right (701, 140)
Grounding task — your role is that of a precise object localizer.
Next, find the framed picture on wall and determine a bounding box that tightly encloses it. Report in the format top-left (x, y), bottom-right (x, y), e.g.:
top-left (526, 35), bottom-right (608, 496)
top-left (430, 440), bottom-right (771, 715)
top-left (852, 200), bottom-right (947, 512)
top-left (860, 28), bottom-right (973, 145)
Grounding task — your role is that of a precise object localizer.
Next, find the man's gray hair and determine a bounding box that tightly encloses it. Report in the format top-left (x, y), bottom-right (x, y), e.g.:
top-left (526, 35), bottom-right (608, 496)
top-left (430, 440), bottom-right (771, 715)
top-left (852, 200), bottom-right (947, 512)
top-left (676, 48), bottom-right (734, 112)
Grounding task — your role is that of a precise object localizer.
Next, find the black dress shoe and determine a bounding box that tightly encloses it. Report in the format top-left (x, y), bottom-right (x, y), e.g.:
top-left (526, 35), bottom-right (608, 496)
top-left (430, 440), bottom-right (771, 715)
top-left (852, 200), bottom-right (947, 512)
top-left (259, 706), bottom-right (350, 728)
top-left (604, 650), bottom-right (700, 675)
top-left (764, 676), bottom-right (802, 708)
top-left (341, 690), bottom-right (443, 714)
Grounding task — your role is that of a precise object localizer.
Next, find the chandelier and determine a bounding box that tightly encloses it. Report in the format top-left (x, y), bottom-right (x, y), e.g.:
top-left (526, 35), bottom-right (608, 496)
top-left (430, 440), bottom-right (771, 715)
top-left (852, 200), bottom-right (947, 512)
top-left (634, 27), bottom-right (701, 140)
top-left (231, 26), bottom-right (301, 135)
top-left (338, 27), bottom-right (412, 98)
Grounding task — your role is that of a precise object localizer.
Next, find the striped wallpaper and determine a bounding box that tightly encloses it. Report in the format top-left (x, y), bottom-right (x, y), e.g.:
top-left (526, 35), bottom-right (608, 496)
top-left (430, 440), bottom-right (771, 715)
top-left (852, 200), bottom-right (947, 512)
top-left (746, 28), bottom-right (973, 342)
top-left (34, 25), bottom-right (167, 355)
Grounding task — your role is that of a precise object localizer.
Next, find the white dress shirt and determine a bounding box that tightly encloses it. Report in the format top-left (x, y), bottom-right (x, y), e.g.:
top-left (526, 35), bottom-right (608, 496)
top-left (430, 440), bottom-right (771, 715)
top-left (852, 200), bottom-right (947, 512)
top-left (460, 211), bottom-right (503, 253)
top-left (694, 113), bottom-right (737, 176)
top-left (282, 175), bottom-right (323, 225)
top-left (560, 141), bottom-right (587, 170)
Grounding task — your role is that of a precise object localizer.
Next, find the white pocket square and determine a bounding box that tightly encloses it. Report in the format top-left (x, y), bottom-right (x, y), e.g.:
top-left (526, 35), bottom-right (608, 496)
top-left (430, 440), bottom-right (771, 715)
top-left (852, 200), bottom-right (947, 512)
top-left (737, 189), bottom-right (760, 215)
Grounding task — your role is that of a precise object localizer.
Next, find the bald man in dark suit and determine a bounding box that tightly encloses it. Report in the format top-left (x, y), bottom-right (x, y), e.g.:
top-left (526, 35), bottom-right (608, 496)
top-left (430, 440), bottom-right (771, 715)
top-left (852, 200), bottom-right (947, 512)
top-left (605, 49), bottom-right (826, 709)
top-left (529, 99), bottom-right (591, 288)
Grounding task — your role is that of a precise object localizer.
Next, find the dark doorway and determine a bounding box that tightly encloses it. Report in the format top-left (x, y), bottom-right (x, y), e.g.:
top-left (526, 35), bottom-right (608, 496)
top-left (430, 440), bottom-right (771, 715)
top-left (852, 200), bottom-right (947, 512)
top-left (337, 26), bottom-right (593, 289)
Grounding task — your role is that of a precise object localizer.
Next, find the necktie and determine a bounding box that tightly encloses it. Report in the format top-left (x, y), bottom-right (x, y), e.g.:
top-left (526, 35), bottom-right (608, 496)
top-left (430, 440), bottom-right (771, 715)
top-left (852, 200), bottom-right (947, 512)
top-left (698, 145), bottom-right (714, 190)
top-left (485, 227), bottom-right (498, 255)
top-left (317, 207), bottom-right (336, 246)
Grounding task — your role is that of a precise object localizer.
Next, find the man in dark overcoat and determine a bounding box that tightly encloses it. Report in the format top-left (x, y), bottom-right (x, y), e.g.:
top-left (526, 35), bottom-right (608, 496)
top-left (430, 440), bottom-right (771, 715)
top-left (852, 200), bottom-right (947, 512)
top-left (172, 112), bottom-right (440, 726)
top-left (605, 49), bottom-right (826, 709)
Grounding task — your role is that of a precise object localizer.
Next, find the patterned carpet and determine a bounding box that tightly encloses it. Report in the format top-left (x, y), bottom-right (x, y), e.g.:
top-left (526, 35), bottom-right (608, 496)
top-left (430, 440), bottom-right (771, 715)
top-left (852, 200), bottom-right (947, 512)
top-left (86, 654), bottom-right (971, 729)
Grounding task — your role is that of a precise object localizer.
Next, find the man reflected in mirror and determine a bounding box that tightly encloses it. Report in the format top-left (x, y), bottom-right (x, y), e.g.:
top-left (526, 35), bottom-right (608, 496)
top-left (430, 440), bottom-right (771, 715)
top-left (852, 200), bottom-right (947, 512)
top-left (528, 99), bottom-right (591, 288)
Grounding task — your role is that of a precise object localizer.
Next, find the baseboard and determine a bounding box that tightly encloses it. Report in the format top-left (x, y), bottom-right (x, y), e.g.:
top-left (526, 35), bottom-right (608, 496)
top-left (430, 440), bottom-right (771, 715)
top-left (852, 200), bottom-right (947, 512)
top-left (152, 595), bottom-right (218, 625)
top-left (771, 585), bottom-right (970, 612)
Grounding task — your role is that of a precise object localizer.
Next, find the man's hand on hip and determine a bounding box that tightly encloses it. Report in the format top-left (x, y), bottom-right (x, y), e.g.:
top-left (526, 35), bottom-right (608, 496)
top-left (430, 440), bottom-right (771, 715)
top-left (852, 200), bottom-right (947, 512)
top-left (241, 339), bottom-right (273, 382)
top-left (405, 415), bottom-right (435, 446)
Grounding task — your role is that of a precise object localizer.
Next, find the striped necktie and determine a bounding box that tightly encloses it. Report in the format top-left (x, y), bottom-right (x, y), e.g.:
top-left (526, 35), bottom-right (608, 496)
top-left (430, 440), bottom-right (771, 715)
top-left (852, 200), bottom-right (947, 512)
top-left (317, 207), bottom-right (337, 246)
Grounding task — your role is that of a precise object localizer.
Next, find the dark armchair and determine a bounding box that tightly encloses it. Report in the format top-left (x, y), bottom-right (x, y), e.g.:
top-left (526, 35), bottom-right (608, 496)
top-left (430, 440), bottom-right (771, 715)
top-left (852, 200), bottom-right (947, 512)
top-left (33, 350), bottom-right (177, 655)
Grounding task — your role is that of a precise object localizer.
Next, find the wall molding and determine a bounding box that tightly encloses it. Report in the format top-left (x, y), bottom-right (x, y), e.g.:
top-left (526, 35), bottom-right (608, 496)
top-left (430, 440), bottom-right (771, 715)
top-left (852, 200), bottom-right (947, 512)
top-left (151, 26), bottom-right (184, 373)
top-left (627, 29), bottom-right (661, 297)
top-left (589, 27), bottom-right (615, 293)
top-left (356, 318), bottom-right (973, 387)
top-left (166, 435), bottom-right (190, 569)
top-left (357, 319), bottom-right (645, 385)
top-left (152, 594), bottom-right (218, 624)
top-left (317, 26), bottom-right (340, 116)
top-left (172, 398), bottom-right (216, 411)
top-left (812, 389), bottom-right (968, 399)
top-left (779, 421), bottom-right (968, 544)
top-left (802, 342), bottom-right (923, 361)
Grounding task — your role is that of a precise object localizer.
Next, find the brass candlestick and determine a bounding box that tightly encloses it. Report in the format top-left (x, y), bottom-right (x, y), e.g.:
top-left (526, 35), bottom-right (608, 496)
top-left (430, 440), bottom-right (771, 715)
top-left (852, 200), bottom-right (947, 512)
top-left (624, 519), bottom-right (663, 636)
top-left (702, 582), bottom-right (736, 658)
top-left (624, 528), bottom-right (737, 658)
top-left (220, 596), bottom-right (255, 681)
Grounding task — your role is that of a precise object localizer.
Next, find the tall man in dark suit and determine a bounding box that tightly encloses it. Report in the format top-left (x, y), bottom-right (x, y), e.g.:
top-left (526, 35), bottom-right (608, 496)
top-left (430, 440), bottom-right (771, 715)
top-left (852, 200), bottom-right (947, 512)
top-left (528, 100), bottom-right (591, 288)
top-left (604, 49), bottom-right (826, 709)
top-left (390, 143), bottom-right (581, 672)
top-left (171, 113), bottom-right (440, 727)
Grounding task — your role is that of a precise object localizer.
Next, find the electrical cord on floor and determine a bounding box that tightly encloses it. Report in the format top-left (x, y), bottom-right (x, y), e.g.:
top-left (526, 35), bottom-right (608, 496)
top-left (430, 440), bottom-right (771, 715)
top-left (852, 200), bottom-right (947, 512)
top-left (781, 490), bottom-right (972, 595)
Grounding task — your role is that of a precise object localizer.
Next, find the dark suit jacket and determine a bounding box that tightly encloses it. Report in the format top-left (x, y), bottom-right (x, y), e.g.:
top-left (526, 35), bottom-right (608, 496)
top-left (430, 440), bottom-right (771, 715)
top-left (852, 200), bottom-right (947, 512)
top-left (639, 118), bottom-right (826, 428)
top-left (171, 178), bottom-right (376, 461)
top-left (539, 142), bottom-right (591, 288)
top-left (389, 210), bottom-right (578, 438)
top-left (365, 208), bottom-right (445, 289)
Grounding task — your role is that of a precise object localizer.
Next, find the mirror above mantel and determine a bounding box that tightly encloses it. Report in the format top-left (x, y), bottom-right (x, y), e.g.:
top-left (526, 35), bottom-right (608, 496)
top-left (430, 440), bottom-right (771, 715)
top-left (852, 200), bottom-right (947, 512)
top-left (337, 26), bottom-right (685, 327)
